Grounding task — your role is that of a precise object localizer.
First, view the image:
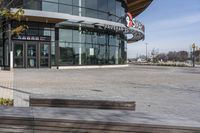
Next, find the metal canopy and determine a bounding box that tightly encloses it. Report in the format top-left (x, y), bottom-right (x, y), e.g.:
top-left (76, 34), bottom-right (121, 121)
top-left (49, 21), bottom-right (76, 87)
top-left (11, 8), bottom-right (144, 43)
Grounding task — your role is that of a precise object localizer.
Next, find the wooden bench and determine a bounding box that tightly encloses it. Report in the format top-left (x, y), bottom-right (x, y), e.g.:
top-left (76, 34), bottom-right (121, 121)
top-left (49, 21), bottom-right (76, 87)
top-left (30, 94), bottom-right (136, 110)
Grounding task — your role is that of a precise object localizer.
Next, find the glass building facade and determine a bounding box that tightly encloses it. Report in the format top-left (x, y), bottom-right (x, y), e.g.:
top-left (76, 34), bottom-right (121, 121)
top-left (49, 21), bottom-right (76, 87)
top-left (22, 0), bottom-right (127, 23)
top-left (1, 0), bottom-right (128, 68)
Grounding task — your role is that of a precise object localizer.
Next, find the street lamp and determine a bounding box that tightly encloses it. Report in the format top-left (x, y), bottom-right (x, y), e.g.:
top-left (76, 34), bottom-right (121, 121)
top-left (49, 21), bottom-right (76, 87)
top-left (192, 43), bottom-right (196, 67)
top-left (145, 43), bottom-right (148, 62)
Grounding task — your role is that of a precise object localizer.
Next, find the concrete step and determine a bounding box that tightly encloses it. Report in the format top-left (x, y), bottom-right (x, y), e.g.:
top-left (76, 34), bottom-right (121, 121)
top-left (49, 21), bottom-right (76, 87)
top-left (0, 107), bottom-right (200, 133)
top-left (30, 94), bottom-right (136, 110)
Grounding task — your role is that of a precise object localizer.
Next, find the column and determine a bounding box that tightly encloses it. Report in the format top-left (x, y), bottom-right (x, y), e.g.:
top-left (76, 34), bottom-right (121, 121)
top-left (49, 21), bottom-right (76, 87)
top-left (79, 0), bottom-right (82, 65)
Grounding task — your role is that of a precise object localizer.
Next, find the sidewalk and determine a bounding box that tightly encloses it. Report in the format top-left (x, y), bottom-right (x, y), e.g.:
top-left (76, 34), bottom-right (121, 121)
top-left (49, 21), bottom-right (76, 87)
top-left (0, 70), bottom-right (14, 99)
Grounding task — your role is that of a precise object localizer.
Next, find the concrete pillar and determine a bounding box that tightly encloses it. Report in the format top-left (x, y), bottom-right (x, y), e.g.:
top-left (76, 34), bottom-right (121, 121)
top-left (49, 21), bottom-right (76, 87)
top-left (55, 27), bottom-right (59, 69)
top-left (8, 23), bottom-right (13, 70)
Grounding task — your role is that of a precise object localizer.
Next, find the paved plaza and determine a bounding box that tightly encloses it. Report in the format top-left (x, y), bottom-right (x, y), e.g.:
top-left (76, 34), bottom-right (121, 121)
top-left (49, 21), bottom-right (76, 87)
top-left (1, 65), bottom-right (200, 122)
top-left (0, 70), bottom-right (13, 99)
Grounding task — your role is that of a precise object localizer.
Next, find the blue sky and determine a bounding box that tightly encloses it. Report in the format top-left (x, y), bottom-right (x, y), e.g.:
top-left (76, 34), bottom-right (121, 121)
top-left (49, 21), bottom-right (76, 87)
top-left (127, 0), bottom-right (200, 58)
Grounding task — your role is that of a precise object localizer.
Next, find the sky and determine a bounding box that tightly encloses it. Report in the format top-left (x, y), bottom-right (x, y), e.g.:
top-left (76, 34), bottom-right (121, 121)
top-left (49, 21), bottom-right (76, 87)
top-left (127, 0), bottom-right (200, 58)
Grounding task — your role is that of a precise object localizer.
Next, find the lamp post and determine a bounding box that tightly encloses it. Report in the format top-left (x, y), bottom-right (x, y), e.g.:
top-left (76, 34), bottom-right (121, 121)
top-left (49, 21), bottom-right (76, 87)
top-left (192, 43), bottom-right (196, 67)
top-left (145, 43), bottom-right (148, 62)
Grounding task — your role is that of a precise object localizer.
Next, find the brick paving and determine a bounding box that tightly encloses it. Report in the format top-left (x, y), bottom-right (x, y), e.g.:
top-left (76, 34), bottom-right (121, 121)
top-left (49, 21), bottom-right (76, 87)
top-left (0, 70), bottom-right (14, 99)
top-left (1, 65), bottom-right (199, 122)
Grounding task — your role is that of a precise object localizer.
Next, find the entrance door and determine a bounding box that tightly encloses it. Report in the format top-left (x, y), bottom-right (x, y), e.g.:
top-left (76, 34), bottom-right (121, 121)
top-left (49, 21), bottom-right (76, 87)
top-left (13, 41), bottom-right (51, 68)
top-left (14, 42), bottom-right (24, 68)
top-left (27, 42), bottom-right (37, 68)
top-left (39, 43), bottom-right (50, 68)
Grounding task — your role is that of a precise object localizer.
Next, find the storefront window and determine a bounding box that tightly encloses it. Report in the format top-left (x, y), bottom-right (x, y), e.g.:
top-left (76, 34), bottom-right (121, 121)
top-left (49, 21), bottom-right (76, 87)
top-left (59, 29), bottom-right (72, 42)
top-left (59, 42), bottom-right (74, 65)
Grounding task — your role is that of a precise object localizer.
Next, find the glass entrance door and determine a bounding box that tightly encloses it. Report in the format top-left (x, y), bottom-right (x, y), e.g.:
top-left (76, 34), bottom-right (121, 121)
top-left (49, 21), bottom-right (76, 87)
top-left (40, 43), bottom-right (50, 67)
top-left (27, 43), bottom-right (37, 68)
top-left (13, 41), bottom-right (51, 68)
top-left (14, 43), bottom-right (24, 68)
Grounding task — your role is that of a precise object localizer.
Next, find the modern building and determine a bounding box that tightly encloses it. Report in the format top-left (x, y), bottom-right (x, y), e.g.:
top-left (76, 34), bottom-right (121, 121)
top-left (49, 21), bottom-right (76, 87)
top-left (0, 0), bottom-right (152, 69)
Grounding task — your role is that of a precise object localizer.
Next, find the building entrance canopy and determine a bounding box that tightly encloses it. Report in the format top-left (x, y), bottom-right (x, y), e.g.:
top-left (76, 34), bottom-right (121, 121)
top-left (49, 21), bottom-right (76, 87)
top-left (11, 8), bottom-right (145, 43)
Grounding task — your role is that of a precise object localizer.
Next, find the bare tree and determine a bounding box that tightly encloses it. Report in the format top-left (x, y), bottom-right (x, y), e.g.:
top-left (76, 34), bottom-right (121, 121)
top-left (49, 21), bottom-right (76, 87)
top-left (156, 53), bottom-right (168, 62)
top-left (167, 51), bottom-right (177, 61)
top-left (176, 51), bottom-right (188, 62)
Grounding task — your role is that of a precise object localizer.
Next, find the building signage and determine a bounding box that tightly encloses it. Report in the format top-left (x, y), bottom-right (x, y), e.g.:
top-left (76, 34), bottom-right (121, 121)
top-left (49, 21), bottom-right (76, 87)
top-left (104, 24), bottom-right (129, 33)
top-left (126, 12), bottom-right (133, 27)
top-left (104, 12), bottom-right (145, 33)
top-left (12, 35), bottom-right (51, 42)
top-left (89, 48), bottom-right (94, 56)
top-left (125, 12), bottom-right (145, 32)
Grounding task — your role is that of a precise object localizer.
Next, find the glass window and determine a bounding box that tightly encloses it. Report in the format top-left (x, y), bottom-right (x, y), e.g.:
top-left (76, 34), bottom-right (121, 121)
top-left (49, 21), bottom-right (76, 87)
top-left (73, 29), bottom-right (80, 42)
top-left (108, 0), bottom-right (116, 21)
top-left (86, 32), bottom-right (92, 44)
top-left (39, 28), bottom-right (51, 36)
top-left (73, 6), bottom-right (79, 16)
top-left (27, 29), bottom-right (39, 36)
top-left (81, 44), bottom-right (86, 65)
top-left (98, 0), bottom-right (108, 12)
top-left (51, 30), bottom-right (55, 41)
top-left (59, 0), bottom-right (72, 5)
top-left (86, 44), bottom-right (94, 65)
top-left (98, 45), bottom-right (106, 64)
top-left (59, 42), bottom-right (74, 65)
top-left (11, 0), bottom-right (23, 8)
top-left (44, 0), bottom-right (58, 2)
top-left (51, 42), bottom-right (56, 66)
top-left (85, 0), bottom-right (97, 10)
top-left (59, 4), bottom-right (72, 14)
top-left (59, 29), bottom-right (72, 42)
top-left (4, 40), bottom-right (9, 66)
top-left (81, 0), bottom-right (86, 7)
top-left (98, 12), bottom-right (108, 20)
top-left (97, 0), bottom-right (108, 20)
top-left (92, 33), bottom-right (97, 44)
top-left (73, 0), bottom-right (79, 6)
top-left (42, 1), bottom-right (58, 12)
top-left (109, 46), bottom-right (117, 64)
top-left (27, 22), bottom-right (39, 29)
top-left (24, 0), bottom-right (41, 10)
top-left (116, 1), bottom-right (125, 22)
top-left (109, 35), bottom-right (117, 46)
top-left (73, 43), bottom-right (80, 65)
top-left (86, 9), bottom-right (97, 18)
top-left (98, 33), bottom-right (106, 44)
top-left (116, 1), bottom-right (121, 18)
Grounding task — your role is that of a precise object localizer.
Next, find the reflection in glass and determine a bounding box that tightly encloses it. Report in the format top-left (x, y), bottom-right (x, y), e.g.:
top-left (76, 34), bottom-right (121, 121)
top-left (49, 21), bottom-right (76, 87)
top-left (14, 44), bottom-right (23, 57)
top-left (59, 42), bottom-right (74, 65)
top-left (42, 1), bottom-right (58, 12)
top-left (22, 0), bottom-right (126, 23)
top-left (28, 45), bottom-right (36, 57)
top-left (27, 44), bottom-right (36, 68)
top-left (40, 44), bottom-right (49, 67)
top-left (14, 44), bottom-right (24, 67)
top-left (40, 44), bottom-right (49, 57)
